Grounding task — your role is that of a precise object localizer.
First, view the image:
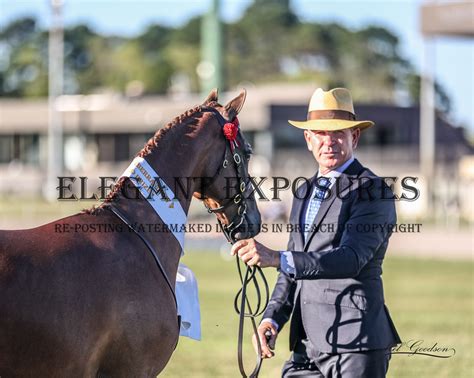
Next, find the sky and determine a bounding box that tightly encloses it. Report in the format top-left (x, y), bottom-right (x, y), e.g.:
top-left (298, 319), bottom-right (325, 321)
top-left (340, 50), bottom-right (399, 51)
top-left (1, 0), bottom-right (473, 134)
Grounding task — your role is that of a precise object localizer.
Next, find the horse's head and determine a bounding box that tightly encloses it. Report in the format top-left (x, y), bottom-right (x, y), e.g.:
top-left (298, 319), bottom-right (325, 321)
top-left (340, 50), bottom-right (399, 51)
top-left (194, 89), bottom-right (262, 243)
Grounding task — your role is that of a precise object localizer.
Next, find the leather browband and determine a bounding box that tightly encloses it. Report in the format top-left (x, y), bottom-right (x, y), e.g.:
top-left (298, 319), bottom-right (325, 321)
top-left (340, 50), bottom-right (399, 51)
top-left (308, 109), bottom-right (356, 121)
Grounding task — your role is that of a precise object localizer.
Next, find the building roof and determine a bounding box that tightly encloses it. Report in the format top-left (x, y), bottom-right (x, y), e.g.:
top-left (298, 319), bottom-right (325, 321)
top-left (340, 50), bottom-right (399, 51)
top-left (0, 84), bottom-right (317, 134)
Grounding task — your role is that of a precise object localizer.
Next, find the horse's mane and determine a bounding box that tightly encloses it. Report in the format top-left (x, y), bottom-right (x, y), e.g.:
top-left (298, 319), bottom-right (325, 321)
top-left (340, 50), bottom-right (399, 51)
top-left (84, 102), bottom-right (218, 215)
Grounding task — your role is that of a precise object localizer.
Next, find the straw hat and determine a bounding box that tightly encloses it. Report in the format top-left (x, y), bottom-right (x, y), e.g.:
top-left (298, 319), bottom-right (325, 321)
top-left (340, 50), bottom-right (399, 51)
top-left (288, 88), bottom-right (374, 131)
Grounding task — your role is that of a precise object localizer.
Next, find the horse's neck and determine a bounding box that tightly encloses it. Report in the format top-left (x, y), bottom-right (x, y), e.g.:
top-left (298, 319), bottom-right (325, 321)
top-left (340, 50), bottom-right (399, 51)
top-left (144, 119), bottom-right (213, 214)
top-left (111, 115), bottom-right (215, 281)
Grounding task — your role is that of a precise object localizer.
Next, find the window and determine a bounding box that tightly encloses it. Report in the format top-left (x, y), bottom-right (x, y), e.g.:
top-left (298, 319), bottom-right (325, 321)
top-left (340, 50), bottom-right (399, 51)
top-left (96, 133), bottom-right (147, 162)
top-left (115, 134), bottom-right (130, 162)
top-left (0, 136), bottom-right (12, 163)
top-left (0, 134), bottom-right (39, 165)
top-left (96, 134), bottom-right (115, 162)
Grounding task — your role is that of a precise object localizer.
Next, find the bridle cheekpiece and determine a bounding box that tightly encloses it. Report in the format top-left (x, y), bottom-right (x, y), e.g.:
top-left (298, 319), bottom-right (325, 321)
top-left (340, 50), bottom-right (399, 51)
top-left (200, 108), bottom-right (251, 244)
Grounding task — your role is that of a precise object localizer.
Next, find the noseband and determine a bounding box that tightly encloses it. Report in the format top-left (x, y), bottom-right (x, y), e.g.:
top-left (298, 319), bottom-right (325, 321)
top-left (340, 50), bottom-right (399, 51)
top-left (200, 107), bottom-right (251, 244)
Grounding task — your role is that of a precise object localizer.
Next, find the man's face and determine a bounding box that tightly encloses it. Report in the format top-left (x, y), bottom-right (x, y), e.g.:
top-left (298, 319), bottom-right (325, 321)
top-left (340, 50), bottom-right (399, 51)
top-left (304, 128), bottom-right (361, 174)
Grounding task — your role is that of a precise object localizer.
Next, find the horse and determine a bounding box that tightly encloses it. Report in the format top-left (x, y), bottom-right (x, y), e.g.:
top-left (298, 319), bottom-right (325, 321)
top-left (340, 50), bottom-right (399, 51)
top-left (0, 89), bottom-right (261, 377)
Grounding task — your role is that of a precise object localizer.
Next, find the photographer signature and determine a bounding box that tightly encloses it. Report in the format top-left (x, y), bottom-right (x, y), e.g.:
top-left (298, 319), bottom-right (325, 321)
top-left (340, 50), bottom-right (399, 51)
top-left (391, 339), bottom-right (456, 358)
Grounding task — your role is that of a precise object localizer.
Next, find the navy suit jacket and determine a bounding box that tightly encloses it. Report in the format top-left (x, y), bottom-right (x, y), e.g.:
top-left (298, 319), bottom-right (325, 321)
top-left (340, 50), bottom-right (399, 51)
top-left (262, 159), bottom-right (401, 354)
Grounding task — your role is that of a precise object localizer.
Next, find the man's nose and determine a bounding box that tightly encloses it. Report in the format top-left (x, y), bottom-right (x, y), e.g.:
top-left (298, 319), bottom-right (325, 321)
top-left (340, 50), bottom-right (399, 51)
top-left (322, 134), bottom-right (336, 146)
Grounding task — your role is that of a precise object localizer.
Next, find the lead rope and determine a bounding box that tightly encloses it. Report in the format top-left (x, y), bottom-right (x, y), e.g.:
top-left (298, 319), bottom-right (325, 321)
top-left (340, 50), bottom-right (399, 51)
top-left (199, 107), bottom-right (270, 376)
top-left (233, 255), bottom-right (269, 378)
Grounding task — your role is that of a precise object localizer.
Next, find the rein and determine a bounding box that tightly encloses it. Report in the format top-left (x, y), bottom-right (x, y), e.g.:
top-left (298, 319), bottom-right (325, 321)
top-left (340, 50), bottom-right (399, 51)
top-left (234, 257), bottom-right (269, 378)
top-left (201, 107), bottom-right (270, 377)
top-left (108, 205), bottom-right (177, 309)
top-left (108, 106), bottom-right (268, 376)
top-left (107, 204), bottom-right (181, 350)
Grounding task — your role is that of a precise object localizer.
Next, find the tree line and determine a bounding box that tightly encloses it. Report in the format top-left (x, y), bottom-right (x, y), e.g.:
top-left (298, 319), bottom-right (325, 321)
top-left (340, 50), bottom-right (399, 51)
top-left (0, 0), bottom-right (450, 112)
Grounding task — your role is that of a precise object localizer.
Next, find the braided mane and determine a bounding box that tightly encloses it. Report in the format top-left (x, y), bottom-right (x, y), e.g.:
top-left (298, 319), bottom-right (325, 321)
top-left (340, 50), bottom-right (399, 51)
top-left (84, 102), bottom-right (218, 215)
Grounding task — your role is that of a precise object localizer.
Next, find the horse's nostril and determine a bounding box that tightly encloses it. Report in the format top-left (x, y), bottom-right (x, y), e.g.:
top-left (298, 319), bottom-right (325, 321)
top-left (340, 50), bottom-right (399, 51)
top-left (234, 221), bottom-right (261, 240)
top-left (249, 222), bottom-right (261, 235)
top-left (253, 222), bottom-right (262, 236)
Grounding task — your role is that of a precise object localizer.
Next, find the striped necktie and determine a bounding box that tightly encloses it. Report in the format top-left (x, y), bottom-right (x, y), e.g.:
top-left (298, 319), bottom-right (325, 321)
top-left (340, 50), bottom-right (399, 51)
top-left (304, 176), bottom-right (331, 241)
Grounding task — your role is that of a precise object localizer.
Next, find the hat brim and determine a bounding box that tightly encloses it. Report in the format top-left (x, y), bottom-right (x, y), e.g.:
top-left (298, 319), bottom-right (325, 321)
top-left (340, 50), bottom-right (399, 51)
top-left (288, 119), bottom-right (374, 131)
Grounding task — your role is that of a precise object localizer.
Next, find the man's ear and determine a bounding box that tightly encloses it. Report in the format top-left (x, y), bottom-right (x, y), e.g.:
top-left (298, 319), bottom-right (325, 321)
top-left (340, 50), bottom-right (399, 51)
top-left (351, 127), bottom-right (361, 149)
top-left (224, 89), bottom-right (246, 120)
top-left (304, 130), bottom-right (313, 151)
top-left (203, 88), bottom-right (219, 104)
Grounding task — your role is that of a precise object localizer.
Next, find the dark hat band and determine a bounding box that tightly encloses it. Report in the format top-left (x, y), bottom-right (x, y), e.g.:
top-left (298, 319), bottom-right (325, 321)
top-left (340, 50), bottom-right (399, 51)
top-left (307, 109), bottom-right (356, 121)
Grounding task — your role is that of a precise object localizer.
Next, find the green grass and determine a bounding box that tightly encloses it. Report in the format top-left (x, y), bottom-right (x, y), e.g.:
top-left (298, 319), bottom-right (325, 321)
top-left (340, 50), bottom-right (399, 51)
top-left (0, 196), bottom-right (91, 227)
top-left (161, 253), bottom-right (473, 378)
top-left (1, 198), bottom-right (472, 377)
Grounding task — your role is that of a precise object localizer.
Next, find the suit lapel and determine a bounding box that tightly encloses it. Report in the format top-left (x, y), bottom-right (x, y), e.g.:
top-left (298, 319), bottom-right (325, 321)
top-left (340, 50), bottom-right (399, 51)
top-left (303, 159), bottom-right (364, 250)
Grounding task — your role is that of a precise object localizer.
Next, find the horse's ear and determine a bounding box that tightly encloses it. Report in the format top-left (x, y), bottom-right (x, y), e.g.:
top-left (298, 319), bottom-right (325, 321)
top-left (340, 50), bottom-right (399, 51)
top-left (203, 88), bottom-right (219, 104)
top-left (224, 89), bottom-right (246, 120)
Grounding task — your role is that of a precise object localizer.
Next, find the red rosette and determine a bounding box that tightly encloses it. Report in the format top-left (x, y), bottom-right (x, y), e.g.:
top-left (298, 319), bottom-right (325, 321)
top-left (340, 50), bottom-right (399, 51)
top-left (223, 122), bottom-right (239, 142)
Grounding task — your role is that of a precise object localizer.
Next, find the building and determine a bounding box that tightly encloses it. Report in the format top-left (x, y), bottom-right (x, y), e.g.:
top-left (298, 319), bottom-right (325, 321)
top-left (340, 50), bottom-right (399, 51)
top-left (0, 84), bottom-right (472, 224)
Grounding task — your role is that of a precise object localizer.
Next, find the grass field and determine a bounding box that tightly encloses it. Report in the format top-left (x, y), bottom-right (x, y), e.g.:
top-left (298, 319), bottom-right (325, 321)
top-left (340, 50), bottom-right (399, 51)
top-left (1, 198), bottom-right (472, 377)
top-left (161, 253), bottom-right (473, 378)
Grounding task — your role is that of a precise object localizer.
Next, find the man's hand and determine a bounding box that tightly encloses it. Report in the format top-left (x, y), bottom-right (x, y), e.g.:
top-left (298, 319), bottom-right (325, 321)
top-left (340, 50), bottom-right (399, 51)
top-left (230, 239), bottom-right (280, 268)
top-left (252, 321), bottom-right (278, 359)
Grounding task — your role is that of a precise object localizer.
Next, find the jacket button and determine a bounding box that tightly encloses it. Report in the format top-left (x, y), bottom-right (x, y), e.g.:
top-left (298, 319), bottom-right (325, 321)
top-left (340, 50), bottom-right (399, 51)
top-left (303, 301), bottom-right (307, 305)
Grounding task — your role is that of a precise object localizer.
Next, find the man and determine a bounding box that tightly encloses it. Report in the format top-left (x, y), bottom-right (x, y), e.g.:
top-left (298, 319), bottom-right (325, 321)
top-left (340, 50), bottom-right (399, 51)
top-left (231, 88), bottom-right (401, 377)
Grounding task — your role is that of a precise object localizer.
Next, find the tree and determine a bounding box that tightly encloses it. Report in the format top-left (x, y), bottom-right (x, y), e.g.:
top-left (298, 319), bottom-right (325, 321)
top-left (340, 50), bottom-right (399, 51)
top-left (0, 17), bottom-right (37, 45)
top-left (0, 5), bottom-right (453, 117)
top-left (407, 73), bottom-right (451, 113)
top-left (0, 17), bottom-right (48, 97)
top-left (226, 0), bottom-right (298, 86)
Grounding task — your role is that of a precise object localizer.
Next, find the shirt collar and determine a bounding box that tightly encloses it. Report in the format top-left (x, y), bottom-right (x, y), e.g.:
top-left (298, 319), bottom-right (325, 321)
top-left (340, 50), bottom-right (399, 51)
top-left (318, 156), bottom-right (355, 180)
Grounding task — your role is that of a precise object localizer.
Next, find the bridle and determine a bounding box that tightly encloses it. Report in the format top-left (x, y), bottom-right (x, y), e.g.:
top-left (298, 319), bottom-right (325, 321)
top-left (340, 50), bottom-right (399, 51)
top-left (200, 107), bottom-right (269, 378)
top-left (111, 105), bottom-right (269, 377)
top-left (198, 106), bottom-right (252, 244)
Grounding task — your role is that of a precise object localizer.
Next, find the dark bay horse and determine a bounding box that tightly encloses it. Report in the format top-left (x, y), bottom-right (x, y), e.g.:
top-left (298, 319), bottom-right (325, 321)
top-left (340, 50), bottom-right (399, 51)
top-left (0, 89), bottom-right (261, 377)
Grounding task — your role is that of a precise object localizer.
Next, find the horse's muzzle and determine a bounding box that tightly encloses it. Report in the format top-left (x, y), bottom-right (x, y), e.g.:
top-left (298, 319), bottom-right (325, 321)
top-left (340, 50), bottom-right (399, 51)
top-left (233, 217), bottom-right (261, 240)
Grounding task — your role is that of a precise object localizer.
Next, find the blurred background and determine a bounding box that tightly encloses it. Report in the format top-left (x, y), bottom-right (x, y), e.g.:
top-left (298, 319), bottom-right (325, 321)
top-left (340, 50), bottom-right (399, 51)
top-left (0, 0), bottom-right (473, 377)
